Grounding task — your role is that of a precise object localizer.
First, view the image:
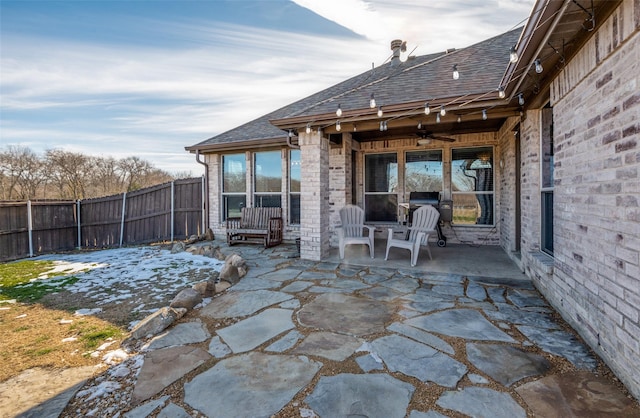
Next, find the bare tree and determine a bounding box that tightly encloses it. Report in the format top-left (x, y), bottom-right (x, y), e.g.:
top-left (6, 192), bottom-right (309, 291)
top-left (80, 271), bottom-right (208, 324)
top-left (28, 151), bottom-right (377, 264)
top-left (0, 145), bottom-right (46, 200)
top-left (91, 156), bottom-right (124, 196)
top-left (45, 149), bottom-right (92, 199)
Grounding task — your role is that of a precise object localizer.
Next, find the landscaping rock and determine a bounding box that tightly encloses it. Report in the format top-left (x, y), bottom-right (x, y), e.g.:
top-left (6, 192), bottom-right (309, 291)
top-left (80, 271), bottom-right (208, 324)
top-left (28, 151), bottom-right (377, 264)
top-left (128, 307), bottom-right (187, 341)
top-left (220, 263), bottom-right (240, 285)
top-left (227, 253), bottom-right (245, 268)
top-left (169, 288), bottom-right (203, 310)
top-left (205, 228), bottom-right (214, 241)
top-left (170, 242), bottom-right (185, 253)
top-left (215, 281), bottom-right (231, 293)
top-left (192, 281), bottom-right (209, 297)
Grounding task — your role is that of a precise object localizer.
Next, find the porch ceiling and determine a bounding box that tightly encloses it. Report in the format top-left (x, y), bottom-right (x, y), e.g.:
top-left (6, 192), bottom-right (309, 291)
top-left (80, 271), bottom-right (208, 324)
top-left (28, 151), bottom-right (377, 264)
top-left (504, 0), bottom-right (622, 109)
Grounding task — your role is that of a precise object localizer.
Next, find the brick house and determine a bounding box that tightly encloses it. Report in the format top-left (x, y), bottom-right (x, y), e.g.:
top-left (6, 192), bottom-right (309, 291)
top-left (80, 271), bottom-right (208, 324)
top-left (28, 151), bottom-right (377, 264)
top-left (187, 0), bottom-right (639, 399)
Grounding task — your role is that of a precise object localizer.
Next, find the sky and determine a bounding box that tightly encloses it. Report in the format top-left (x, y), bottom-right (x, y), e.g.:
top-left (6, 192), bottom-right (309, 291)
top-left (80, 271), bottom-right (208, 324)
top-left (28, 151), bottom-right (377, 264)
top-left (0, 0), bottom-right (534, 176)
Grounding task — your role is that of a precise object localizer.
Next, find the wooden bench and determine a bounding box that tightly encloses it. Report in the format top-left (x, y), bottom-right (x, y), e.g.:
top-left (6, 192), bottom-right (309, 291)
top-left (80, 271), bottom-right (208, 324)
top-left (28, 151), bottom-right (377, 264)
top-left (226, 207), bottom-right (283, 248)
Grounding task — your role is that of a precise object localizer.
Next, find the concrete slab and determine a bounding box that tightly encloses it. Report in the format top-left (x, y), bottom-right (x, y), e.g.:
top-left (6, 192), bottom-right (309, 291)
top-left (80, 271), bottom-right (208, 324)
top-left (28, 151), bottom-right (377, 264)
top-left (217, 308), bottom-right (294, 353)
top-left (516, 372), bottom-right (640, 418)
top-left (466, 343), bottom-right (551, 386)
top-left (297, 293), bottom-right (393, 336)
top-left (371, 334), bottom-right (467, 388)
top-left (437, 386), bottom-right (526, 418)
top-left (132, 346), bottom-right (210, 403)
top-left (200, 289), bottom-right (292, 318)
top-left (146, 320), bottom-right (210, 350)
top-left (406, 309), bottom-right (516, 342)
top-left (292, 331), bottom-right (362, 361)
top-left (305, 373), bottom-right (414, 418)
top-left (184, 353), bottom-right (321, 418)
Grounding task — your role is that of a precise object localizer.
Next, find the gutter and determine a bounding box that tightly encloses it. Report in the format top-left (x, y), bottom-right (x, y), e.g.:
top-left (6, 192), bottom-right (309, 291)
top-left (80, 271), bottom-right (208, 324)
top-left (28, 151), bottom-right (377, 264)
top-left (195, 150), bottom-right (209, 232)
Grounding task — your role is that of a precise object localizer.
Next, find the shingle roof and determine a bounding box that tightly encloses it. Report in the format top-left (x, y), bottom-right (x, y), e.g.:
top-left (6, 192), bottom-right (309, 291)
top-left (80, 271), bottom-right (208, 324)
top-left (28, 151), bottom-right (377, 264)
top-left (187, 27), bottom-right (522, 151)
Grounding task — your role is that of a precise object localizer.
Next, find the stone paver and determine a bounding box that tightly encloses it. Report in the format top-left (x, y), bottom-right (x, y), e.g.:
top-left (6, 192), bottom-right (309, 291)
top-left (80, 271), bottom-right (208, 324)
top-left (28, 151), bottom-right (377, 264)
top-left (406, 308), bottom-right (516, 342)
top-left (466, 342), bottom-right (551, 386)
top-left (216, 308), bottom-right (294, 353)
top-left (437, 386), bottom-right (526, 418)
top-left (305, 373), bottom-right (414, 418)
top-left (293, 331), bottom-right (362, 361)
top-left (200, 289), bottom-right (291, 318)
top-left (184, 352), bottom-right (321, 417)
top-left (146, 320), bottom-right (210, 350)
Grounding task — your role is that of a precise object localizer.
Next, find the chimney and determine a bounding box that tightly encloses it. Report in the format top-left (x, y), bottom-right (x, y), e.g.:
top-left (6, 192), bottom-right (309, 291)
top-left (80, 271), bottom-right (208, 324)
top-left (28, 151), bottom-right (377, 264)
top-left (390, 39), bottom-right (406, 65)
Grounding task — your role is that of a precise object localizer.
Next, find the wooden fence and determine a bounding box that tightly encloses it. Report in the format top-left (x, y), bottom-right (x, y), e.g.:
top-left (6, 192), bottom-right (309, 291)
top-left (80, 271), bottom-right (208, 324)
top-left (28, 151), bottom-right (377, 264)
top-left (0, 177), bottom-right (205, 262)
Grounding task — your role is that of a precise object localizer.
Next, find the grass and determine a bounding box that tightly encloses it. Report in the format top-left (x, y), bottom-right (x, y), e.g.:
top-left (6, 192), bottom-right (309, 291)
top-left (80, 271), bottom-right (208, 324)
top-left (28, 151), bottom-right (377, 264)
top-left (0, 260), bottom-right (79, 302)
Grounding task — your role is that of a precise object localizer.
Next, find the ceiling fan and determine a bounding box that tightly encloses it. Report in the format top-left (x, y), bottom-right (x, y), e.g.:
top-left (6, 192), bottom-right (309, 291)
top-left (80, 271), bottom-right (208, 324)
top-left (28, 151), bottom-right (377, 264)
top-left (416, 129), bottom-right (456, 144)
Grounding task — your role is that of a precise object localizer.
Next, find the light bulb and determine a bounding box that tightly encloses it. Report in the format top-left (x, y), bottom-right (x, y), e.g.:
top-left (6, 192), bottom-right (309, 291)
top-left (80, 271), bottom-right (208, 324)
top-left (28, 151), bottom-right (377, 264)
top-left (379, 121), bottom-right (384, 131)
top-left (336, 120), bottom-right (341, 131)
top-left (336, 105), bottom-right (342, 117)
top-left (369, 93), bottom-right (376, 108)
top-left (417, 122), bottom-right (422, 129)
top-left (498, 87), bottom-right (505, 99)
top-left (452, 64), bottom-right (459, 80)
top-left (384, 121), bottom-right (388, 131)
top-left (482, 109), bottom-right (488, 120)
top-left (305, 123), bottom-right (311, 134)
top-left (509, 46), bottom-right (518, 63)
top-left (353, 124), bottom-right (357, 132)
top-left (424, 102), bottom-right (430, 115)
top-left (534, 59), bottom-right (543, 74)
top-left (288, 130), bottom-right (293, 138)
top-left (440, 106), bottom-right (446, 116)
top-left (377, 106), bottom-right (383, 117)
top-left (518, 93), bottom-right (525, 106)
top-left (436, 113), bottom-right (441, 123)
top-left (457, 116), bottom-right (461, 123)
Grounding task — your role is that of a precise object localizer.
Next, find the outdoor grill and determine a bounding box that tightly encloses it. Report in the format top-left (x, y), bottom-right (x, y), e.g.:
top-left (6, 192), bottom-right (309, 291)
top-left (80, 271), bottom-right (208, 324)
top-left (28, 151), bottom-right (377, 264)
top-left (408, 192), bottom-right (449, 247)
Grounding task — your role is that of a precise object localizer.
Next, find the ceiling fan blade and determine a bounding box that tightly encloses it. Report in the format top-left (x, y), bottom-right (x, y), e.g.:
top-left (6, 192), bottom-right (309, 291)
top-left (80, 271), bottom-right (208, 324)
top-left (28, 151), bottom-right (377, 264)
top-left (429, 135), bottom-right (456, 142)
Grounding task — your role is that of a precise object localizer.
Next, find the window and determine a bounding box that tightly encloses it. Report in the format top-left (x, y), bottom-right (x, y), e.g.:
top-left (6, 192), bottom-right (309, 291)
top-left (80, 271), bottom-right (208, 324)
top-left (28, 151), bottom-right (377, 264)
top-left (365, 153), bottom-right (398, 222)
top-left (254, 150), bottom-right (282, 208)
top-left (405, 150), bottom-right (443, 193)
top-left (541, 106), bottom-right (554, 255)
top-left (289, 149), bottom-right (301, 225)
top-left (451, 147), bottom-right (494, 225)
top-left (222, 153), bottom-right (246, 220)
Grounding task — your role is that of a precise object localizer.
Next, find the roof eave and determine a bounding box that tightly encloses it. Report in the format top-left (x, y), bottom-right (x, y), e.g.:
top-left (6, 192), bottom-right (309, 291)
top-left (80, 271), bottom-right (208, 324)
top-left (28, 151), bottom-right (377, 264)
top-left (185, 136), bottom-right (287, 153)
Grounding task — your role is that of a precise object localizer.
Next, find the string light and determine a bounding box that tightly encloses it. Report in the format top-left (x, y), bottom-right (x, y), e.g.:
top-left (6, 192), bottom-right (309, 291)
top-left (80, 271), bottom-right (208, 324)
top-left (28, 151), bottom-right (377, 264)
top-left (417, 122), bottom-right (422, 129)
top-left (482, 109), bottom-right (488, 120)
top-left (518, 93), bottom-right (525, 106)
top-left (336, 105), bottom-right (342, 117)
top-left (534, 58), bottom-right (543, 74)
top-left (305, 123), bottom-right (311, 134)
top-left (436, 113), bottom-right (441, 123)
top-left (509, 46), bottom-right (518, 63)
top-left (369, 93), bottom-right (376, 108)
top-left (452, 64), bottom-right (459, 80)
top-left (424, 102), bottom-right (430, 115)
top-left (440, 106), bottom-right (446, 116)
top-left (457, 116), bottom-right (461, 123)
top-left (377, 106), bottom-right (384, 117)
top-left (353, 124), bottom-right (357, 132)
top-left (336, 120), bottom-right (341, 131)
top-left (498, 87), bottom-right (506, 99)
top-left (379, 121), bottom-right (384, 131)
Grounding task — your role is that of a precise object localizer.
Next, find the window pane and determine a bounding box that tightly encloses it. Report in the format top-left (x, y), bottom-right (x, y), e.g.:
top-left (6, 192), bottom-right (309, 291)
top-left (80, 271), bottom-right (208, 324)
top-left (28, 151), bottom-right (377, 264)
top-left (290, 194), bottom-right (300, 225)
top-left (405, 150), bottom-right (443, 192)
top-left (365, 154), bottom-right (397, 192)
top-left (290, 149), bottom-right (301, 193)
top-left (255, 195), bottom-right (281, 208)
top-left (224, 195), bottom-right (246, 219)
top-left (365, 194), bottom-right (398, 222)
top-left (255, 151), bottom-right (282, 192)
top-left (452, 147), bottom-right (493, 192)
top-left (541, 107), bottom-right (554, 189)
top-left (223, 154), bottom-right (246, 193)
top-left (453, 193), bottom-right (493, 225)
top-left (542, 192), bottom-right (554, 254)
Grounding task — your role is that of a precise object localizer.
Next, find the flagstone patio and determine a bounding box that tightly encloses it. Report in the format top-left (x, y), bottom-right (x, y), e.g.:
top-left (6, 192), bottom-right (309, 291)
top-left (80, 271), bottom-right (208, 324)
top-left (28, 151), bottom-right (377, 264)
top-left (58, 240), bottom-right (639, 418)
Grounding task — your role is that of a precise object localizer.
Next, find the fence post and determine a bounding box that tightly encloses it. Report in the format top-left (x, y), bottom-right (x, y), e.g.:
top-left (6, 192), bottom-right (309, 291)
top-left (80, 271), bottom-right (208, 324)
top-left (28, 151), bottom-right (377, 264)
top-left (120, 192), bottom-right (127, 247)
top-left (171, 180), bottom-right (175, 243)
top-left (76, 199), bottom-right (82, 249)
top-left (27, 200), bottom-right (34, 257)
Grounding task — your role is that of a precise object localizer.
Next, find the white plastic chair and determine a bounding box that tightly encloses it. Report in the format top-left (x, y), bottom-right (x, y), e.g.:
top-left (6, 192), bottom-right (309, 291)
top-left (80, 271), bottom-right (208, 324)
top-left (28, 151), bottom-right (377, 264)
top-left (336, 205), bottom-right (375, 259)
top-left (385, 205), bottom-right (440, 266)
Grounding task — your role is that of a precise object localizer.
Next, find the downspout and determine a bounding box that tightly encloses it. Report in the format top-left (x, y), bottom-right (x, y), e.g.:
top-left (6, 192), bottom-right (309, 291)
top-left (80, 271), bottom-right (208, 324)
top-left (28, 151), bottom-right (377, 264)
top-left (195, 150), bottom-right (209, 233)
top-left (287, 130), bottom-right (300, 149)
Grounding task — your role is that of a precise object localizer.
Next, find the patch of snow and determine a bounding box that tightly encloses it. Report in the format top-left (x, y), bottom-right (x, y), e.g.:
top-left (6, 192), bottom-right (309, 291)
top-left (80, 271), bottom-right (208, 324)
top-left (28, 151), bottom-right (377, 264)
top-left (102, 349), bottom-right (129, 365)
top-left (15, 313), bottom-right (27, 319)
top-left (76, 380), bottom-right (121, 402)
top-left (75, 308), bottom-right (102, 316)
top-left (59, 319), bottom-right (73, 324)
top-left (62, 337), bottom-right (78, 342)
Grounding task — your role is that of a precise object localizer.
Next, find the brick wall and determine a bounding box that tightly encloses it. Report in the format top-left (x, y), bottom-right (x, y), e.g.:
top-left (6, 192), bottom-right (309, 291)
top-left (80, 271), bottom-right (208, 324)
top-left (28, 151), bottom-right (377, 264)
top-left (523, 0), bottom-right (640, 399)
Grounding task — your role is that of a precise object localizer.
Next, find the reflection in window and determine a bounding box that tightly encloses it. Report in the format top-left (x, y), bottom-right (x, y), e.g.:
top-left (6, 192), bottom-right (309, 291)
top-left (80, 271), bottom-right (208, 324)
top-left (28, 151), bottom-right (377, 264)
top-left (365, 153), bottom-right (398, 222)
top-left (405, 150), bottom-right (443, 193)
top-left (289, 149), bottom-right (301, 225)
top-left (541, 106), bottom-right (554, 255)
top-left (222, 154), bottom-right (246, 219)
top-left (451, 147), bottom-right (494, 225)
top-left (254, 151), bottom-right (282, 208)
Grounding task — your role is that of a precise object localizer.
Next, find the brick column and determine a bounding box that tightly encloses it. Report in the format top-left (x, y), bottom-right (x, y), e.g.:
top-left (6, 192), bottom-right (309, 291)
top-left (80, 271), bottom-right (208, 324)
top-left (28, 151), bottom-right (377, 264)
top-left (328, 134), bottom-right (352, 246)
top-left (299, 130), bottom-right (330, 260)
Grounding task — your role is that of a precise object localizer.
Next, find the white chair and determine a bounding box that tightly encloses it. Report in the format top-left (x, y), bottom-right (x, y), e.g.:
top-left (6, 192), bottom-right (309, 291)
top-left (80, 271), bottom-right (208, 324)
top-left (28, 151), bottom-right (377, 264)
top-left (385, 205), bottom-right (440, 266)
top-left (336, 205), bottom-right (375, 259)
